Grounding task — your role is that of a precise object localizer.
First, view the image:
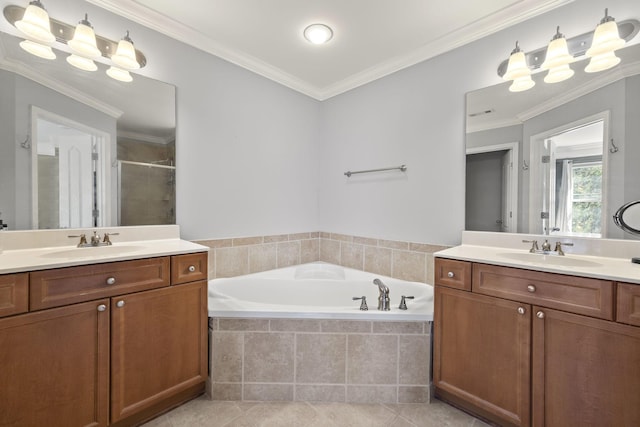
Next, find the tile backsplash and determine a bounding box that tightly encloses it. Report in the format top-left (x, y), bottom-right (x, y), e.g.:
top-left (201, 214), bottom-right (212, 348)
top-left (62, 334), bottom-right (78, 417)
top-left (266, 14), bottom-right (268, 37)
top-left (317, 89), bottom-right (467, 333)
top-left (195, 232), bottom-right (449, 283)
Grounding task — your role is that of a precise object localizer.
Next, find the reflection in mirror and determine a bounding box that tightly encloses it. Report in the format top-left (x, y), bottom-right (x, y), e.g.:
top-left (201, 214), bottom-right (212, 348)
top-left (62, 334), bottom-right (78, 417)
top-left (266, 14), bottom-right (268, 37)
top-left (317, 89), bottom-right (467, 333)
top-left (0, 31), bottom-right (176, 230)
top-left (466, 42), bottom-right (640, 239)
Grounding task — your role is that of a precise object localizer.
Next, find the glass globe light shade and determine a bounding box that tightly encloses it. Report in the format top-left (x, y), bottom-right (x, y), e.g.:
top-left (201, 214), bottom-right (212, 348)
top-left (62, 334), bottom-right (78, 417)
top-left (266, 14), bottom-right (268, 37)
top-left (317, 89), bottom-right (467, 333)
top-left (19, 39), bottom-right (56, 59)
top-left (585, 50), bottom-right (621, 73)
top-left (68, 15), bottom-right (101, 59)
top-left (586, 16), bottom-right (625, 58)
top-left (111, 33), bottom-right (140, 70)
top-left (66, 54), bottom-right (97, 71)
top-left (106, 66), bottom-right (133, 82)
top-left (544, 64), bottom-right (574, 83)
top-left (304, 24), bottom-right (333, 44)
top-left (541, 33), bottom-right (574, 70)
top-left (15, 1), bottom-right (55, 44)
top-left (509, 75), bottom-right (535, 92)
top-left (503, 50), bottom-right (530, 81)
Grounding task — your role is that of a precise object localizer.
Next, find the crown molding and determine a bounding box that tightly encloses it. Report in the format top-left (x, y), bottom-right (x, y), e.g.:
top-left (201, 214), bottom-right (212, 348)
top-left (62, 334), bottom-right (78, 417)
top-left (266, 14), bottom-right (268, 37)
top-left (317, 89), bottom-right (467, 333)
top-left (517, 61), bottom-right (640, 122)
top-left (88, 0), bottom-right (572, 101)
top-left (0, 58), bottom-right (123, 120)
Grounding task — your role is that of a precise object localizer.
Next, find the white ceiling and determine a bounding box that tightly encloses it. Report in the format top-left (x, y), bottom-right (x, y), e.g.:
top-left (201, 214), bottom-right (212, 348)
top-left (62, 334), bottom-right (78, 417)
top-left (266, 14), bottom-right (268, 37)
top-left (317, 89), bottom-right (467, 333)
top-left (88, 0), bottom-right (573, 100)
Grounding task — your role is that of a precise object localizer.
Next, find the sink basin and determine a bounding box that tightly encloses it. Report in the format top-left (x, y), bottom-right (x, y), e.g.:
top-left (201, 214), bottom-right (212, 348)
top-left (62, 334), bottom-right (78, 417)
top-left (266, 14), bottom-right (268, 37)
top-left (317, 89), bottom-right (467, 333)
top-left (41, 245), bottom-right (146, 259)
top-left (498, 252), bottom-right (602, 268)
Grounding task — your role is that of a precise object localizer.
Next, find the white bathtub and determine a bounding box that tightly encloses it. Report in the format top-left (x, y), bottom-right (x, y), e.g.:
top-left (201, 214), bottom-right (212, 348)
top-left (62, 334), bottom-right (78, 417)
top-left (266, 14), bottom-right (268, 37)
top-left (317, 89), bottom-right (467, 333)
top-left (208, 262), bottom-right (433, 321)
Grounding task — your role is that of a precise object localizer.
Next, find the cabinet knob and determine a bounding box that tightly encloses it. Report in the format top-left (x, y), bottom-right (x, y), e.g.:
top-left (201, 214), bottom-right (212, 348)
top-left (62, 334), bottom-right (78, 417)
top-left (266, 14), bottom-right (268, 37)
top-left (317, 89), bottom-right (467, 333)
top-left (536, 311), bottom-right (545, 319)
top-left (106, 277), bottom-right (116, 285)
top-left (116, 300), bottom-right (125, 308)
top-left (517, 307), bottom-right (526, 315)
top-left (97, 304), bottom-right (107, 312)
top-left (188, 265), bottom-right (196, 272)
top-left (527, 284), bottom-right (536, 293)
top-left (447, 271), bottom-right (454, 278)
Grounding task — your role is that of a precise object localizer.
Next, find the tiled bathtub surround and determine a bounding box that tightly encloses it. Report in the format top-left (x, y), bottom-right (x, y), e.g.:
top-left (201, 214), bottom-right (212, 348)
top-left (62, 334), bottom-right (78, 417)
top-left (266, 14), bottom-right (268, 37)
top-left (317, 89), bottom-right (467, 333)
top-left (195, 232), bottom-right (449, 283)
top-left (208, 318), bottom-right (432, 404)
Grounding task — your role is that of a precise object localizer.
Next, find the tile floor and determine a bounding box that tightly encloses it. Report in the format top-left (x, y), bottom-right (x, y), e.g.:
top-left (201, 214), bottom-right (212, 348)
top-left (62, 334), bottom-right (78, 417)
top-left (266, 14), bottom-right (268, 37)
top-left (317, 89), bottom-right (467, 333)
top-left (142, 396), bottom-right (490, 427)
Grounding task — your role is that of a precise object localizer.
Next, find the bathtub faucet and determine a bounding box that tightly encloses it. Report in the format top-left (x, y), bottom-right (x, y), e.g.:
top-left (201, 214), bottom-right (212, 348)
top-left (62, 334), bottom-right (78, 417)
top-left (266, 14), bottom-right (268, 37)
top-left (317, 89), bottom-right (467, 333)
top-left (373, 279), bottom-right (390, 311)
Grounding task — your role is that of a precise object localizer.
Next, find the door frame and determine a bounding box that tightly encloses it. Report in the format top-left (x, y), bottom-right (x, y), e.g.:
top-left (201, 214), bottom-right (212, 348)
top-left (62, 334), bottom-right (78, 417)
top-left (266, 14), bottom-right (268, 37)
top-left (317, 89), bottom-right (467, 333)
top-left (466, 142), bottom-right (519, 233)
top-left (30, 106), bottom-right (112, 229)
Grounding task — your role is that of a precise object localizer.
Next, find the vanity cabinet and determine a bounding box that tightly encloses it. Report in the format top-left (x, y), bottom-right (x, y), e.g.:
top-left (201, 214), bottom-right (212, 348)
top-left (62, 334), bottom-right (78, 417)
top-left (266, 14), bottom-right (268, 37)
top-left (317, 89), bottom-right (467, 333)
top-left (0, 252), bottom-right (208, 427)
top-left (434, 258), bottom-right (640, 427)
top-left (0, 273), bottom-right (28, 317)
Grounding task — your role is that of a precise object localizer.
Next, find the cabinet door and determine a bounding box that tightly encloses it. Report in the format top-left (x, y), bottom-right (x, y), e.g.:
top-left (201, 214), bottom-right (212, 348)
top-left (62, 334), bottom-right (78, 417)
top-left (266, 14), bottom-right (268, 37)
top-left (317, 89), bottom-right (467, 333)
top-left (110, 281), bottom-right (207, 422)
top-left (532, 307), bottom-right (640, 427)
top-left (434, 286), bottom-right (531, 427)
top-left (0, 300), bottom-right (109, 427)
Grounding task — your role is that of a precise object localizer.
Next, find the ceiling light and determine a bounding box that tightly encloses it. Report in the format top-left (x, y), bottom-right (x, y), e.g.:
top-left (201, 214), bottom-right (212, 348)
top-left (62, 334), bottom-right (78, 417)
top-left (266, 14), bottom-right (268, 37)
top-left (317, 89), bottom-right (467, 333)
top-left (68, 14), bottom-right (101, 59)
top-left (110, 31), bottom-right (140, 70)
top-left (19, 39), bottom-right (56, 59)
top-left (14, 0), bottom-right (55, 44)
top-left (540, 26), bottom-right (574, 83)
top-left (304, 24), bottom-right (333, 45)
top-left (106, 66), bottom-right (133, 82)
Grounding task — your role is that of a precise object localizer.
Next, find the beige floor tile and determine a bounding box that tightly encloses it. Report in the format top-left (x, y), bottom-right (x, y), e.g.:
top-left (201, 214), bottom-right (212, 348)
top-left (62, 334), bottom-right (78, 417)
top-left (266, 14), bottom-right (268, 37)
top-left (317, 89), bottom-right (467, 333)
top-left (142, 397), bottom-right (486, 427)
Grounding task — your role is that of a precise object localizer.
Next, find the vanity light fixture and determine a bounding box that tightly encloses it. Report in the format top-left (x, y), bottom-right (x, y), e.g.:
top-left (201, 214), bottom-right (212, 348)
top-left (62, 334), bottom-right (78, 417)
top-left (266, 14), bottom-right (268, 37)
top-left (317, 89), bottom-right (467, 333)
top-left (502, 41), bottom-right (535, 92)
top-left (497, 10), bottom-right (639, 92)
top-left (14, 0), bottom-right (54, 44)
top-left (304, 23), bottom-right (333, 45)
top-left (540, 26), bottom-right (574, 83)
top-left (4, 3), bottom-right (146, 82)
top-left (585, 9), bottom-right (625, 73)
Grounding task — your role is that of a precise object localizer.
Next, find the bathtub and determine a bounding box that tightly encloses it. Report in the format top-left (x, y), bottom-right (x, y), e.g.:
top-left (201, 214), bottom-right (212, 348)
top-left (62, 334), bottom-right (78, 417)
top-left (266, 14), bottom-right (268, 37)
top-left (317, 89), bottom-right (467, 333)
top-left (208, 262), bottom-right (433, 321)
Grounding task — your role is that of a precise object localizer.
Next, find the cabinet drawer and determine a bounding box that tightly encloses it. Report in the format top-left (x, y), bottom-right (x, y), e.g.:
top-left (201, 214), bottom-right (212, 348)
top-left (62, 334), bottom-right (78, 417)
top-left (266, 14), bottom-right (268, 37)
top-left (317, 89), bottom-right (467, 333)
top-left (473, 263), bottom-right (613, 320)
top-left (617, 283), bottom-right (640, 327)
top-left (434, 258), bottom-right (471, 290)
top-left (30, 257), bottom-right (170, 310)
top-left (171, 252), bottom-right (208, 285)
top-left (0, 273), bottom-right (29, 317)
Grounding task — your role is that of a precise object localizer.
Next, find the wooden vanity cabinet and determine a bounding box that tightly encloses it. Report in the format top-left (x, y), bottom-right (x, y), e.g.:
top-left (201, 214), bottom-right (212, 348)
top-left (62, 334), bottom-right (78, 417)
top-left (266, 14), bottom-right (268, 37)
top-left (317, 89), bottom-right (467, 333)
top-left (0, 252), bottom-right (207, 427)
top-left (434, 286), bottom-right (531, 426)
top-left (0, 273), bottom-right (28, 318)
top-left (434, 258), bottom-right (640, 427)
top-left (0, 299), bottom-right (110, 427)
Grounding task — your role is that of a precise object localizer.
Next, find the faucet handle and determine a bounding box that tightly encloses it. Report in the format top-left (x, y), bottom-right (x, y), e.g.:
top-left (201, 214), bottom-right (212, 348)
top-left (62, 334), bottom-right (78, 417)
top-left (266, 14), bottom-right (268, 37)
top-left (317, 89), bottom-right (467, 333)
top-left (68, 234), bottom-right (87, 246)
top-left (399, 295), bottom-right (414, 310)
top-left (522, 239), bottom-right (539, 253)
top-left (102, 232), bottom-right (120, 245)
top-left (352, 296), bottom-right (368, 311)
top-left (554, 241), bottom-right (574, 256)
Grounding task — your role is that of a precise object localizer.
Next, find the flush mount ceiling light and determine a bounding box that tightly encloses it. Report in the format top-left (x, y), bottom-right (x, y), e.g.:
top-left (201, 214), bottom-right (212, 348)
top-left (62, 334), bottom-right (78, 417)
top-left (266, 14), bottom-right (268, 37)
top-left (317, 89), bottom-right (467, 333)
top-left (497, 10), bottom-right (639, 92)
top-left (304, 23), bottom-right (333, 45)
top-left (4, 3), bottom-right (146, 82)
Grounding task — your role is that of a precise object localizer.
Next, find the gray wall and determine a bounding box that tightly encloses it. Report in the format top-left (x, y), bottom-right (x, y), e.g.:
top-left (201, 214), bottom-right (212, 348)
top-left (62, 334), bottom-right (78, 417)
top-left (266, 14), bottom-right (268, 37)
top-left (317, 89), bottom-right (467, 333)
top-left (3, 0), bottom-right (639, 244)
top-left (0, 70), bottom-right (16, 229)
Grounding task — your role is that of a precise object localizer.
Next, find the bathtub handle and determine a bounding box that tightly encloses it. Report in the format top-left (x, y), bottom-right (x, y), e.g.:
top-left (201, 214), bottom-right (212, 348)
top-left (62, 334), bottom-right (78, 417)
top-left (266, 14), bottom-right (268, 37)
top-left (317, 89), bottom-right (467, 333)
top-left (352, 296), bottom-right (368, 311)
top-left (399, 296), bottom-right (415, 310)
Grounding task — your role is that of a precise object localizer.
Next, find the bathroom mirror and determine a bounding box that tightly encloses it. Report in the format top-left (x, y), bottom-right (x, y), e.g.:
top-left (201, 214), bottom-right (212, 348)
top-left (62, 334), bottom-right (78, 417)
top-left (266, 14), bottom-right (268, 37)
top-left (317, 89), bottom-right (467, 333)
top-left (0, 30), bottom-right (176, 230)
top-left (614, 201), bottom-right (640, 235)
top-left (465, 42), bottom-right (640, 239)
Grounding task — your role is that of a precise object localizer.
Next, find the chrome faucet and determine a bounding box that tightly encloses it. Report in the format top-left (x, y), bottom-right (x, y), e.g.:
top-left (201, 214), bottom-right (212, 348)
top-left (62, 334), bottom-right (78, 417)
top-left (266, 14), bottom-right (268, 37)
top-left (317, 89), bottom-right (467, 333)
top-left (68, 231), bottom-right (119, 247)
top-left (373, 278), bottom-right (390, 311)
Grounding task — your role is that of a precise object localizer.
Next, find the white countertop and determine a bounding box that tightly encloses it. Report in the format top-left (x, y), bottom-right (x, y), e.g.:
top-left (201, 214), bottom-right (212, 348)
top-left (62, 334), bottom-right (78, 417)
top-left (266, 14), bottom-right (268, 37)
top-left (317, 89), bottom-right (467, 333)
top-left (0, 226), bottom-right (208, 274)
top-left (435, 244), bottom-right (640, 284)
